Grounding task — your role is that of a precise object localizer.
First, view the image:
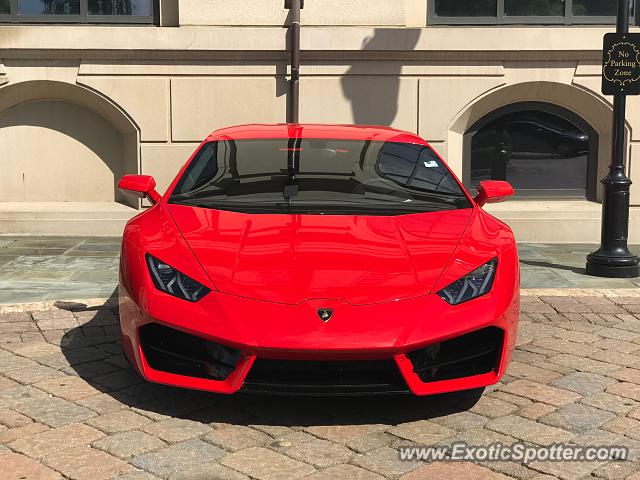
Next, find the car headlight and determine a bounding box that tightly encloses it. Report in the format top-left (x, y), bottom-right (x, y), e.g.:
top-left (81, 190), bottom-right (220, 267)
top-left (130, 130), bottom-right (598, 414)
top-left (146, 254), bottom-right (210, 302)
top-left (437, 258), bottom-right (497, 305)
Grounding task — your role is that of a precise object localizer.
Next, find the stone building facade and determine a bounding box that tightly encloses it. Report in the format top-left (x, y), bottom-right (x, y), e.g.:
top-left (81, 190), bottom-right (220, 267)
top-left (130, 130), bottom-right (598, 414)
top-left (0, 0), bottom-right (639, 241)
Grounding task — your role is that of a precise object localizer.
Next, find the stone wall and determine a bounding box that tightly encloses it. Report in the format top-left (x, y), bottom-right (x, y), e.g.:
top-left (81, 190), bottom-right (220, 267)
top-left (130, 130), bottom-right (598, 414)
top-left (0, 25), bottom-right (637, 206)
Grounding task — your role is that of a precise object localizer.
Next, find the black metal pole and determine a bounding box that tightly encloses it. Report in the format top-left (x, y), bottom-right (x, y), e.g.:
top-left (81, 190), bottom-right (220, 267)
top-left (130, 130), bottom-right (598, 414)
top-left (286, 0), bottom-right (301, 124)
top-left (586, 0), bottom-right (640, 278)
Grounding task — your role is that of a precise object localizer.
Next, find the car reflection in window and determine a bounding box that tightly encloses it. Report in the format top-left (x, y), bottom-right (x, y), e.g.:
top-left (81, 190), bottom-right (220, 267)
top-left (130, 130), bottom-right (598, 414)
top-left (470, 109), bottom-right (590, 196)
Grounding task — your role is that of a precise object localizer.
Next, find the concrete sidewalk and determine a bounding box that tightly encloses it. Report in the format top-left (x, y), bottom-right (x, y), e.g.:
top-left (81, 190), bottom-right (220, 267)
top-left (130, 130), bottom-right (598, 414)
top-left (0, 237), bottom-right (639, 305)
top-left (0, 237), bottom-right (120, 305)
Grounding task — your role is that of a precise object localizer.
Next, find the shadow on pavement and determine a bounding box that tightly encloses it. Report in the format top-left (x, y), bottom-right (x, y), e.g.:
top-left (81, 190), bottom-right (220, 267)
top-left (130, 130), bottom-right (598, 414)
top-left (56, 290), bottom-right (483, 429)
top-left (519, 259), bottom-right (585, 275)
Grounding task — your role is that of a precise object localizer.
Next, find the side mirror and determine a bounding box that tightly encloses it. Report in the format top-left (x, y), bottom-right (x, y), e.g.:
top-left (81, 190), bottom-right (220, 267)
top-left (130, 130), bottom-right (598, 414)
top-left (118, 175), bottom-right (161, 204)
top-left (474, 180), bottom-right (514, 207)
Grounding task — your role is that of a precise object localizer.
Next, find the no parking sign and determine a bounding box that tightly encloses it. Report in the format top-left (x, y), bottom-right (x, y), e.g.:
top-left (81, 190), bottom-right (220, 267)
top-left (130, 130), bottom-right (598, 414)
top-left (602, 32), bottom-right (640, 95)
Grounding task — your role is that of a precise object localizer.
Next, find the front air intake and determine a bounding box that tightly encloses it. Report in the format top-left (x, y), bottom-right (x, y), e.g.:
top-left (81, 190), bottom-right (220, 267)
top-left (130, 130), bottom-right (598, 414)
top-left (407, 327), bottom-right (504, 383)
top-left (242, 358), bottom-right (409, 395)
top-left (139, 323), bottom-right (241, 381)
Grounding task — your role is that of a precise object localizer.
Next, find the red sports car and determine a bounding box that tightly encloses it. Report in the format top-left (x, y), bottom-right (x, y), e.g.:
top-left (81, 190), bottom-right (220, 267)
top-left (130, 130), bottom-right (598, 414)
top-left (118, 124), bottom-right (519, 396)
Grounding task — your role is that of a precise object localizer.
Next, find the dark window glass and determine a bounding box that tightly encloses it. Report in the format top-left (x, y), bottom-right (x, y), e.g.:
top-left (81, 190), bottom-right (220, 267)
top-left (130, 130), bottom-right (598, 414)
top-left (505, 0), bottom-right (564, 16)
top-left (431, 0), bottom-right (622, 23)
top-left (5, 0), bottom-right (154, 20)
top-left (18, 0), bottom-right (80, 14)
top-left (173, 143), bottom-right (219, 194)
top-left (434, 0), bottom-right (496, 17)
top-left (377, 143), bottom-right (463, 194)
top-left (88, 0), bottom-right (151, 16)
top-left (573, 0), bottom-right (616, 16)
top-left (470, 110), bottom-right (589, 197)
top-left (171, 139), bottom-right (470, 215)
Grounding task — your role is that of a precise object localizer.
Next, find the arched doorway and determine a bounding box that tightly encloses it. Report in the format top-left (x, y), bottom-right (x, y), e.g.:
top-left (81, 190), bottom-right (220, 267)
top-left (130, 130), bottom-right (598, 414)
top-left (0, 99), bottom-right (125, 202)
top-left (0, 80), bottom-right (140, 208)
top-left (463, 102), bottom-right (599, 200)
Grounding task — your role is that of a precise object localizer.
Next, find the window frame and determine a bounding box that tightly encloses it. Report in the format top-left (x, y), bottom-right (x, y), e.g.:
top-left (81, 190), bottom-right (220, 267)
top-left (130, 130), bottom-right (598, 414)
top-left (0, 0), bottom-right (158, 24)
top-left (428, 0), bottom-right (627, 26)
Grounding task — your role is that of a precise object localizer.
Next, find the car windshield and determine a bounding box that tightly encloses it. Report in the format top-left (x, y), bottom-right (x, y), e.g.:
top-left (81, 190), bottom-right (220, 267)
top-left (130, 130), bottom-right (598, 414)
top-left (169, 139), bottom-right (471, 215)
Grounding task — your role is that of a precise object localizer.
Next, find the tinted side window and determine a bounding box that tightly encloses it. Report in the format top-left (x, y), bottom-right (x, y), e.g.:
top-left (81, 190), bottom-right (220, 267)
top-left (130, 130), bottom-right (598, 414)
top-left (173, 143), bottom-right (219, 195)
top-left (377, 143), bottom-right (463, 195)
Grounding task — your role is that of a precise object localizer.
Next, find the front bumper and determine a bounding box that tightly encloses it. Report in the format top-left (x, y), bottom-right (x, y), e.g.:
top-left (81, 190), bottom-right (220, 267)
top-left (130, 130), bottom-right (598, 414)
top-left (119, 280), bottom-right (519, 396)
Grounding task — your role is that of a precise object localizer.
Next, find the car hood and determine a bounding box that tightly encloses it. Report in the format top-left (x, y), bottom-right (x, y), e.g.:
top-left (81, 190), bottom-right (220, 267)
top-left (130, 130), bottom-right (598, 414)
top-left (167, 204), bottom-right (472, 305)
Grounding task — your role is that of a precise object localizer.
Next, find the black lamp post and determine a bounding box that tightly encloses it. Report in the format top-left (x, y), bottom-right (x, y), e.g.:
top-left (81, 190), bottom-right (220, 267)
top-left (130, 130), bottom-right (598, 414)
top-left (285, 0), bottom-right (303, 123)
top-left (586, 0), bottom-right (640, 278)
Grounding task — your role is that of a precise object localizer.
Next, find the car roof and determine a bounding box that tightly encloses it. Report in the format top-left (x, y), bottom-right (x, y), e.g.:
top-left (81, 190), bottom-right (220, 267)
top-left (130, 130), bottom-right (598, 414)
top-left (205, 124), bottom-right (428, 145)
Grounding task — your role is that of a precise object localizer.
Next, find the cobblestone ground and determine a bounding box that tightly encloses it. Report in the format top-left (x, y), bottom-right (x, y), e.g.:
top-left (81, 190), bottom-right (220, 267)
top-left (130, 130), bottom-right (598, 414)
top-left (1, 295), bottom-right (640, 479)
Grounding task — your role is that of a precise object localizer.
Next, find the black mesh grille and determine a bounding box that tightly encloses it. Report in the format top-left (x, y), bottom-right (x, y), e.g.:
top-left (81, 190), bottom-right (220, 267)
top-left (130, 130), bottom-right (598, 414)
top-left (242, 358), bottom-right (409, 395)
top-left (139, 323), bottom-right (242, 381)
top-left (407, 327), bottom-right (504, 383)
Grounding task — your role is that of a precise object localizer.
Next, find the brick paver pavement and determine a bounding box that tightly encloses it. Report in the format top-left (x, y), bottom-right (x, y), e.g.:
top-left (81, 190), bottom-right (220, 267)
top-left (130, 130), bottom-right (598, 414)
top-left (1, 294), bottom-right (640, 479)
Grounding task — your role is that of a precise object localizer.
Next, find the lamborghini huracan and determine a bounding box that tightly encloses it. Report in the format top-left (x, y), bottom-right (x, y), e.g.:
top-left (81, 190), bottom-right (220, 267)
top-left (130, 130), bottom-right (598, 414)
top-left (118, 124), bottom-right (519, 396)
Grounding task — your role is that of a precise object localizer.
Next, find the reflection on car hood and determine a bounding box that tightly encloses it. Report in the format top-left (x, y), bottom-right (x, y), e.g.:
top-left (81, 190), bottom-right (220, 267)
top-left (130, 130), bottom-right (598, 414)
top-left (167, 204), bottom-right (472, 305)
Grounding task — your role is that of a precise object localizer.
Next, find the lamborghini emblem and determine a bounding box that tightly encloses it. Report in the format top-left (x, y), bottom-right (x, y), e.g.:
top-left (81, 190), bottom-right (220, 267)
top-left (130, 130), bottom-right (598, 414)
top-left (317, 308), bottom-right (333, 322)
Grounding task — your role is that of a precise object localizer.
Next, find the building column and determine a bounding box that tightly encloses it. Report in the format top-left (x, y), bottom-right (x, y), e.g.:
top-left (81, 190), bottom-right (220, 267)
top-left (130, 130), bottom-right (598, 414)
top-left (406, 0), bottom-right (427, 27)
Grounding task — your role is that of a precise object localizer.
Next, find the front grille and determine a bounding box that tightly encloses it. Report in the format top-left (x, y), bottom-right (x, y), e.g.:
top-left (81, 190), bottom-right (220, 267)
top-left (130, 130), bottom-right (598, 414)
top-left (407, 327), bottom-right (504, 383)
top-left (139, 323), bottom-right (242, 381)
top-left (242, 358), bottom-right (409, 395)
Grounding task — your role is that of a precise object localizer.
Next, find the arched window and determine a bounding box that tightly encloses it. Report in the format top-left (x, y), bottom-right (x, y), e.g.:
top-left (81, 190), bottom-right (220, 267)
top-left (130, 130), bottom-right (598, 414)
top-left (464, 102), bottom-right (598, 200)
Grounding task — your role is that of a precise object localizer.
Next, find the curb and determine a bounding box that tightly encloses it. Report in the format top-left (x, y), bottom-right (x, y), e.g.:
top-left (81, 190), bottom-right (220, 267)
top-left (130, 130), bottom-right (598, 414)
top-left (0, 297), bottom-right (118, 314)
top-left (520, 288), bottom-right (640, 297)
top-left (1, 288), bottom-right (640, 313)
